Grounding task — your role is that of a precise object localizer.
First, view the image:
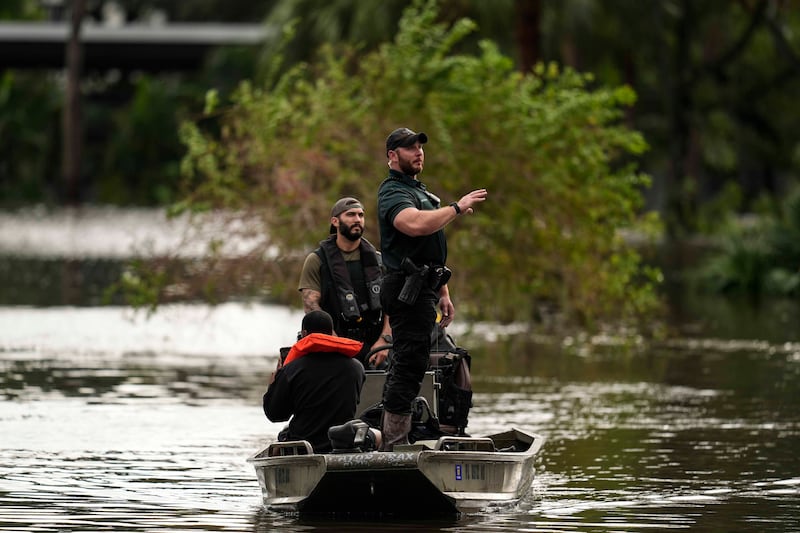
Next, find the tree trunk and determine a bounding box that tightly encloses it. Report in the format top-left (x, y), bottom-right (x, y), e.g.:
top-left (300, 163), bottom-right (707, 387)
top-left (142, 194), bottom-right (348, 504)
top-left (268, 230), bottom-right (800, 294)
top-left (665, 0), bottom-right (694, 238)
top-left (514, 0), bottom-right (542, 72)
top-left (63, 0), bottom-right (86, 205)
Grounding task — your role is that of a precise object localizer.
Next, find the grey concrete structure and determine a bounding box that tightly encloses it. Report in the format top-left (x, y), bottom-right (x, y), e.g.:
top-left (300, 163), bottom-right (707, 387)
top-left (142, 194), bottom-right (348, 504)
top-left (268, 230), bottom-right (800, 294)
top-left (0, 22), bottom-right (271, 71)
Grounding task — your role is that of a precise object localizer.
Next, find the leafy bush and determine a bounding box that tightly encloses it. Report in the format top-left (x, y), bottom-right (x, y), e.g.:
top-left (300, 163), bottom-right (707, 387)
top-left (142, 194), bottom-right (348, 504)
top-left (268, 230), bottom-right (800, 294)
top-left (128, 0), bottom-right (662, 330)
top-left (699, 187), bottom-right (800, 297)
top-left (0, 71), bottom-right (61, 205)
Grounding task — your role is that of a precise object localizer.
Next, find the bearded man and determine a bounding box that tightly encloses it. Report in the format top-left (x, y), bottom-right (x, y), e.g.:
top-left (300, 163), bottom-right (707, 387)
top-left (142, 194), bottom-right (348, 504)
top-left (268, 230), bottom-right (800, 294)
top-left (298, 197), bottom-right (392, 369)
top-left (376, 127), bottom-right (487, 450)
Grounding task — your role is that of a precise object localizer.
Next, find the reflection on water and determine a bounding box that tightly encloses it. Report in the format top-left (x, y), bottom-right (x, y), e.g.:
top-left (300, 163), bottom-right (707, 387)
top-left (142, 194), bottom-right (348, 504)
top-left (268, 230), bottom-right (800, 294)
top-left (0, 256), bottom-right (123, 306)
top-left (2, 308), bottom-right (799, 532)
top-left (1, 208), bottom-right (798, 531)
top-left (0, 207), bottom-right (192, 260)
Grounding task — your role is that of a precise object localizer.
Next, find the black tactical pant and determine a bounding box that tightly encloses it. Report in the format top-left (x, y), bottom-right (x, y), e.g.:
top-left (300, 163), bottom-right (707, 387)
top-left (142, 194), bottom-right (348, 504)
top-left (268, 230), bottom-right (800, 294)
top-left (380, 271), bottom-right (437, 415)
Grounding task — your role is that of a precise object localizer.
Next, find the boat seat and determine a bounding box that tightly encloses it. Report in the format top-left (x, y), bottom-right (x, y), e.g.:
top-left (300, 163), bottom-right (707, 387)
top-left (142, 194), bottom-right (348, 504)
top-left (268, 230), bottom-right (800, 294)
top-left (328, 419), bottom-right (377, 453)
top-left (436, 436), bottom-right (495, 452)
top-left (266, 440), bottom-right (314, 457)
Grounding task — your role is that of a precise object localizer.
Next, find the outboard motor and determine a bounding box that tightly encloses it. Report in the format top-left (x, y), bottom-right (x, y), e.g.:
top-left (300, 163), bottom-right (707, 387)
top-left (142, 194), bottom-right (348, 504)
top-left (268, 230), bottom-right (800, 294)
top-left (328, 420), bottom-right (377, 453)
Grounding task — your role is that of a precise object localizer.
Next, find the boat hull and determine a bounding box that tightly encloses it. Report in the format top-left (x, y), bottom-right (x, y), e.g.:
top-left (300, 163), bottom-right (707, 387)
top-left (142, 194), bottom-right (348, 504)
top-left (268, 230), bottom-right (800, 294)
top-left (248, 428), bottom-right (544, 516)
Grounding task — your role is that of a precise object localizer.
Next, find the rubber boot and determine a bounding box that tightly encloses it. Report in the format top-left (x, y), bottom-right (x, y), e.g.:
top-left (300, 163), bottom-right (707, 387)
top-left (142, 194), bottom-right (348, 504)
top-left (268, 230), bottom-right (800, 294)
top-left (379, 411), bottom-right (412, 451)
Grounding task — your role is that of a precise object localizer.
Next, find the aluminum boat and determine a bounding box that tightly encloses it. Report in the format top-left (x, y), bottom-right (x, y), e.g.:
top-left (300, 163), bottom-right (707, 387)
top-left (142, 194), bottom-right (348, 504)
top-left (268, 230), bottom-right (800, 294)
top-left (248, 427), bottom-right (545, 516)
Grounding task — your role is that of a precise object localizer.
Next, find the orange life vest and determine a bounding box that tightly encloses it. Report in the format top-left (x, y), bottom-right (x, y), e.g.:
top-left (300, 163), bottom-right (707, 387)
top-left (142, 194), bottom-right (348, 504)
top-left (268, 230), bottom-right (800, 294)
top-left (283, 333), bottom-right (363, 366)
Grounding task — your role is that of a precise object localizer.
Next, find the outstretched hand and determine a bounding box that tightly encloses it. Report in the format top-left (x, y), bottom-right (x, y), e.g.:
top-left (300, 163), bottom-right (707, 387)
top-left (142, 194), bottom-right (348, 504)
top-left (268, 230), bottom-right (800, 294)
top-left (457, 189), bottom-right (488, 215)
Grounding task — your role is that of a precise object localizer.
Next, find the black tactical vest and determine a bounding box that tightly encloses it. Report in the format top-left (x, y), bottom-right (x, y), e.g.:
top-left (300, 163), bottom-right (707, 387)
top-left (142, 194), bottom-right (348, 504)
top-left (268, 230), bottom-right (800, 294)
top-left (315, 235), bottom-right (383, 343)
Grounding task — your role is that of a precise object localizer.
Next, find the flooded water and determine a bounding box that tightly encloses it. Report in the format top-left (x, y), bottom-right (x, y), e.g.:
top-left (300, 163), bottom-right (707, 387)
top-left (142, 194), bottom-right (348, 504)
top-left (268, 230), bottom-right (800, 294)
top-left (1, 208), bottom-right (799, 532)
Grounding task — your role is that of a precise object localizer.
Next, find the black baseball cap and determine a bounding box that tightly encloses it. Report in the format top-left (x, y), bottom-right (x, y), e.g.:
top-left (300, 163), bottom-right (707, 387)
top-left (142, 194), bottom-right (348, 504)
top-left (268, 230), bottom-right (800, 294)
top-left (386, 127), bottom-right (428, 154)
top-left (331, 197), bottom-right (363, 218)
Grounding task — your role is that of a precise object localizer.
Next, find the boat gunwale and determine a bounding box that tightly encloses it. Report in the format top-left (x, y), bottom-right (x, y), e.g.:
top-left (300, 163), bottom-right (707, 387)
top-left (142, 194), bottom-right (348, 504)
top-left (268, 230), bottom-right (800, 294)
top-left (248, 428), bottom-right (545, 465)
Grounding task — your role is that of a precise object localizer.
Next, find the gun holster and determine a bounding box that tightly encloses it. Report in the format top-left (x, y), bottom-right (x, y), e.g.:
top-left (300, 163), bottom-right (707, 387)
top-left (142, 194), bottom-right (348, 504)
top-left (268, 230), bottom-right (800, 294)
top-left (430, 265), bottom-right (451, 292)
top-left (398, 257), bottom-right (429, 305)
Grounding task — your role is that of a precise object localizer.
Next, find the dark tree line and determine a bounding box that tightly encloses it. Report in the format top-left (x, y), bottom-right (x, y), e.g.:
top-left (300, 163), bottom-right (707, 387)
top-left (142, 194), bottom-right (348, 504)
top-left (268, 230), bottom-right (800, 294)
top-left (2, 0), bottom-right (799, 239)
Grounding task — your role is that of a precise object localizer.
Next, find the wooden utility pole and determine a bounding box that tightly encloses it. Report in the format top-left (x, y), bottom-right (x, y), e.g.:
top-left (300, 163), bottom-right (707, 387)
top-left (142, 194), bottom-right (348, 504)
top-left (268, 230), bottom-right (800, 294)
top-left (63, 0), bottom-right (86, 205)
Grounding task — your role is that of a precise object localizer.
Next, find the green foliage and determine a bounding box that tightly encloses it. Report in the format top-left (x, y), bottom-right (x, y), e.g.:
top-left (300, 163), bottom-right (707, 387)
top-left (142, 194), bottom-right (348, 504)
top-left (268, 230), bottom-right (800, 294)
top-left (540, 1), bottom-right (800, 236)
top-left (0, 71), bottom-right (61, 205)
top-left (699, 187), bottom-right (800, 297)
top-left (104, 259), bottom-right (170, 315)
top-left (0, 0), bottom-right (43, 19)
top-left (92, 75), bottom-right (186, 205)
top-left (131, 0), bottom-right (663, 330)
top-left (695, 181), bottom-right (744, 235)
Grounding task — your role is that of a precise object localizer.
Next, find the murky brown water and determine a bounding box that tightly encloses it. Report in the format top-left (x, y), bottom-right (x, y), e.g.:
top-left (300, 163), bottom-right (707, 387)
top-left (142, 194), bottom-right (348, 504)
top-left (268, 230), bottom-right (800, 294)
top-left (1, 304), bottom-right (798, 532)
top-left (1, 209), bottom-right (798, 531)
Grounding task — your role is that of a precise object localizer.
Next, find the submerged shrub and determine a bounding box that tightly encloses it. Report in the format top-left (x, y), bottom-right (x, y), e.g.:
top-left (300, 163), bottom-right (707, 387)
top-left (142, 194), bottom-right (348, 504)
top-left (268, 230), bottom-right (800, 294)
top-left (125, 0), bottom-right (662, 331)
top-left (699, 187), bottom-right (800, 297)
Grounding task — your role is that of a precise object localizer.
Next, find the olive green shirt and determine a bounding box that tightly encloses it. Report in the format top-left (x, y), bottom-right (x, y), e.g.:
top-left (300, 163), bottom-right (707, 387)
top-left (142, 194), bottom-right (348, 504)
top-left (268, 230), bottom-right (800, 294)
top-left (298, 248), bottom-right (362, 292)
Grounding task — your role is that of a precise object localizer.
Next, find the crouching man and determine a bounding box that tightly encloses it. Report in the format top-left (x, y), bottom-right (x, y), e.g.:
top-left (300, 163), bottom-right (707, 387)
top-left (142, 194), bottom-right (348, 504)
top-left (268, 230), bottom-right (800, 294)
top-left (262, 310), bottom-right (366, 453)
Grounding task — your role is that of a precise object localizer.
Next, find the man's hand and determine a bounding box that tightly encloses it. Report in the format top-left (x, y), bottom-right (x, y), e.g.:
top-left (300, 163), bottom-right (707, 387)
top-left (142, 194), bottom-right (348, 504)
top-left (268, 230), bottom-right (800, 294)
top-left (268, 355), bottom-right (284, 385)
top-left (455, 188), bottom-right (488, 215)
top-left (368, 345), bottom-right (390, 369)
top-left (368, 334), bottom-right (391, 368)
top-left (439, 294), bottom-right (455, 328)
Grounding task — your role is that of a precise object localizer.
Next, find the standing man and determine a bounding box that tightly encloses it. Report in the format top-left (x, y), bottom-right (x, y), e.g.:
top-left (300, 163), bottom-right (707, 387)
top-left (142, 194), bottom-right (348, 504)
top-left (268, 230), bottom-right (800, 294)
top-left (298, 197), bottom-right (393, 369)
top-left (377, 127), bottom-right (487, 450)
